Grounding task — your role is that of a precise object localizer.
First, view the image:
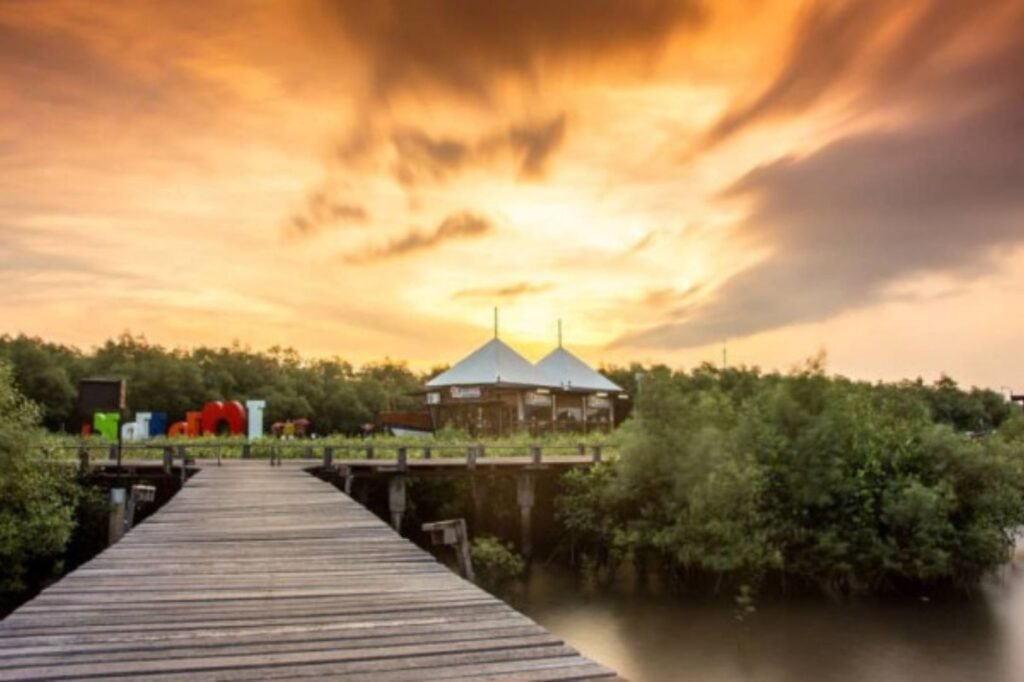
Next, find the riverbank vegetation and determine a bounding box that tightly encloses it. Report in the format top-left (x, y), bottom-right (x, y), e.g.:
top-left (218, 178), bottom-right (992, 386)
top-left (0, 362), bottom-right (85, 613)
top-left (2, 331), bottom-right (1021, 605)
top-left (558, 360), bottom-right (1024, 597)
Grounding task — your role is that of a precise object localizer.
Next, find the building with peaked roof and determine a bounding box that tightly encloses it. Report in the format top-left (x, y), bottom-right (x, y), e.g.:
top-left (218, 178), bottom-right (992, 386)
top-left (422, 337), bottom-right (558, 437)
top-left (536, 346), bottom-right (623, 393)
top-left (536, 341), bottom-right (625, 433)
top-left (380, 312), bottom-right (628, 437)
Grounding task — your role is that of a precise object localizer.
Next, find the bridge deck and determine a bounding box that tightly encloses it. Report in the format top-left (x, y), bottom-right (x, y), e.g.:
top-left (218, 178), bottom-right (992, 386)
top-left (0, 464), bottom-right (614, 680)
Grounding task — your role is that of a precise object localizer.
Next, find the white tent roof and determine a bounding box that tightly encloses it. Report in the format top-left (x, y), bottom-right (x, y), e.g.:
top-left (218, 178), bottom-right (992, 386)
top-left (536, 346), bottom-right (623, 392)
top-left (426, 338), bottom-right (558, 388)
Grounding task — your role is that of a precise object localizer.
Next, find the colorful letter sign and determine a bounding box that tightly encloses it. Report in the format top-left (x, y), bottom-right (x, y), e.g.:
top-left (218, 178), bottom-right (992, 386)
top-left (89, 400), bottom-right (268, 440)
top-left (93, 412), bottom-right (120, 441)
top-left (201, 400), bottom-right (247, 436)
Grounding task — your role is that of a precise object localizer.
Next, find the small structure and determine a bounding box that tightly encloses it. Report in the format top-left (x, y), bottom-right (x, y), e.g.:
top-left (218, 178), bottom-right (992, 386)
top-left (535, 321), bottom-right (624, 434)
top-left (418, 317), bottom-right (625, 437)
top-left (424, 336), bottom-right (558, 437)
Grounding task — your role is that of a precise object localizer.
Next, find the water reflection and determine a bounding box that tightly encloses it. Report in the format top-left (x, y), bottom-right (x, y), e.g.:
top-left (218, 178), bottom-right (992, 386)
top-left (511, 562), bottom-right (1024, 682)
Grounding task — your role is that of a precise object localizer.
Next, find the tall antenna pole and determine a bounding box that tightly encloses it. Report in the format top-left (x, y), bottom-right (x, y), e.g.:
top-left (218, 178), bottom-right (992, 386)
top-left (558, 319), bottom-right (563, 348)
top-left (494, 307), bottom-right (499, 339)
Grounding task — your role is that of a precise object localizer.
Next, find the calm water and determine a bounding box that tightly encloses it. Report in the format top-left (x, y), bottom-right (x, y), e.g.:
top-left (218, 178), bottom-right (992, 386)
top-left (512, 560), bottom-right (1024, 682)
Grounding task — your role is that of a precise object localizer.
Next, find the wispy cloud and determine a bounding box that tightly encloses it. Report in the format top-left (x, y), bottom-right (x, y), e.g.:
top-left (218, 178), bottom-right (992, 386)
top-left (618, 5), bottom-right (1024, 349)
top-left (344, 212), bottom-right (493, 264)
top-left (391, 113), bottom-right (567, 188)
top-left (284, 187), bottom-right (369, 238)
top-left (696, 1), bottom-right (999, 151)
top-left (318, 0), bottom-right (704, 102)
top-left (454, 281), bottom-right (553, 301)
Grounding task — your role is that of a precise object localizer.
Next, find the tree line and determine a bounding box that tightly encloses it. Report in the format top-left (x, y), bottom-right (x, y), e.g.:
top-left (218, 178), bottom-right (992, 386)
top-left (0, 333), bottom-right (437, 435)
top-left (0, 334), bottom-right (1011, 437)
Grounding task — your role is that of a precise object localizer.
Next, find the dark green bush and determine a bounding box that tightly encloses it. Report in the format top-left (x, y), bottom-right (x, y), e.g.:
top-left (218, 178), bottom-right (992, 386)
top-left (471, 536), bottom-right (525, 590)
top-left (0, 361), bottom-right (81, 602)
top-left (559, 363), bottom-right (1024, 595)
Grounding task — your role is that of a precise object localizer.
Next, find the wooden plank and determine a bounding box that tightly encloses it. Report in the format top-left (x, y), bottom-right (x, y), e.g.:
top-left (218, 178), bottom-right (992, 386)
top-left (0, 462), bottom-right (614, 680)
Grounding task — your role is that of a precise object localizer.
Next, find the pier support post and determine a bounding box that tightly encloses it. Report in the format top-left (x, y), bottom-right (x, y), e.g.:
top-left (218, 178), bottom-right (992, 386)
top-left (336, 465), bottom-right (353, 496)
top-left (124, 484), bottom-right (156, 532)
top-left (470, 477), bottom-right (483, 530)
top-left (517, 473), bottom-right (536, 559)
top-left (423, 519), bottom-right (475, 582)
top-left (108, 488), bottom-right (126, 546)
top-left (388, 476), bottom-right (407, 532)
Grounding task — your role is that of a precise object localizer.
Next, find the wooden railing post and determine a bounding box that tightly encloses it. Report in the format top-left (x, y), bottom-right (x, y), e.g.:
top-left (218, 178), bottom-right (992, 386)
top-left (108, 488), bottom-right (126, 546)
top-left (423, 446), bottom-right (432, 460)
top-left (124, 484), bottom-right (155, 533)
top-left (530, 445), bottom-right (542, 465)
top-left (592, 445), bottom-right (603, 463)
top-left (323, 446), bottom-right (334, 469)
top-left (366, 445), bottom-right (375, 460)
top-left (577, 443), bottom-right (586, 457)
top-left (79, 447), bottom-right (90, 474)
top-left (162, 446), bottom-right (173, 474)
top-left (176, 446), bottom-right (187, 486)
top-left (467, 445), bottom-right (477, 469)
top-left (397, 447), bottom-right (408, 472)
top-left (242, 443), bottom-right (251, 459)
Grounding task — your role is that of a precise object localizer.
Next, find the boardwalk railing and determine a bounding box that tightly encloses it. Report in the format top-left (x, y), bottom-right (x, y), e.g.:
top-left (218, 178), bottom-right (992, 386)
top-left (55, 440), bottom-right (614, 470)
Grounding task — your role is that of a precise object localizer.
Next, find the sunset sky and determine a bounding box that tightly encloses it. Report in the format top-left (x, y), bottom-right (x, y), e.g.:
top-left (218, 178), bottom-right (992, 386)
top-left (2, 0), bottom-right (1023, 388)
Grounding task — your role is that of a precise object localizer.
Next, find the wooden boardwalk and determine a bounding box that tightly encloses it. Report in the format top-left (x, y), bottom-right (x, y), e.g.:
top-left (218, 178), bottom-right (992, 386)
top-left (0, 464), bottom-right (614, 680)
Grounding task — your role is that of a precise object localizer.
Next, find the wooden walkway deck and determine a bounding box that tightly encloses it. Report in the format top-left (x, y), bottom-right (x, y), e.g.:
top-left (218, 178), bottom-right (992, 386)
top-left (0, 464), bottom-right (615, 680)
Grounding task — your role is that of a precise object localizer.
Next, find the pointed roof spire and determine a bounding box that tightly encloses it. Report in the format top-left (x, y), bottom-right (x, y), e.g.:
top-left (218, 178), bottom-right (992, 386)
top-left (537, 323), bottom-right (623, 392)
top-left (427, 338), bottom-right (557, 388)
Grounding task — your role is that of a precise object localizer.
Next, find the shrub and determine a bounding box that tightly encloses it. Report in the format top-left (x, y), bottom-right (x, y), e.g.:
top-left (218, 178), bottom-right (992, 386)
top-left (558, 363), bottom-right (1024, 595)
top-left (470, 536), bottom-right (525, 591)
top-left (0, 361), bottom-right (80, 601)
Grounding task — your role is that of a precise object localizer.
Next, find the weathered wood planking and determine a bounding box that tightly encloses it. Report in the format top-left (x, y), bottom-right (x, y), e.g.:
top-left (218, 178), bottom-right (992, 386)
top-left (0, 463), bottom-right (615, 680)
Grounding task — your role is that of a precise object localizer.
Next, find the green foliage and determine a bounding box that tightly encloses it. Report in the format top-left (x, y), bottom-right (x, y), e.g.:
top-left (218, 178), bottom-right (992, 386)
top-left (559, 362), bottom-right (1024, 595)
top-left (470, 536), bottom-right (525, 590)
top-left (0, 361), bottom-right (80, 599)
top-left (0, 333), bottom-right (425, 435)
